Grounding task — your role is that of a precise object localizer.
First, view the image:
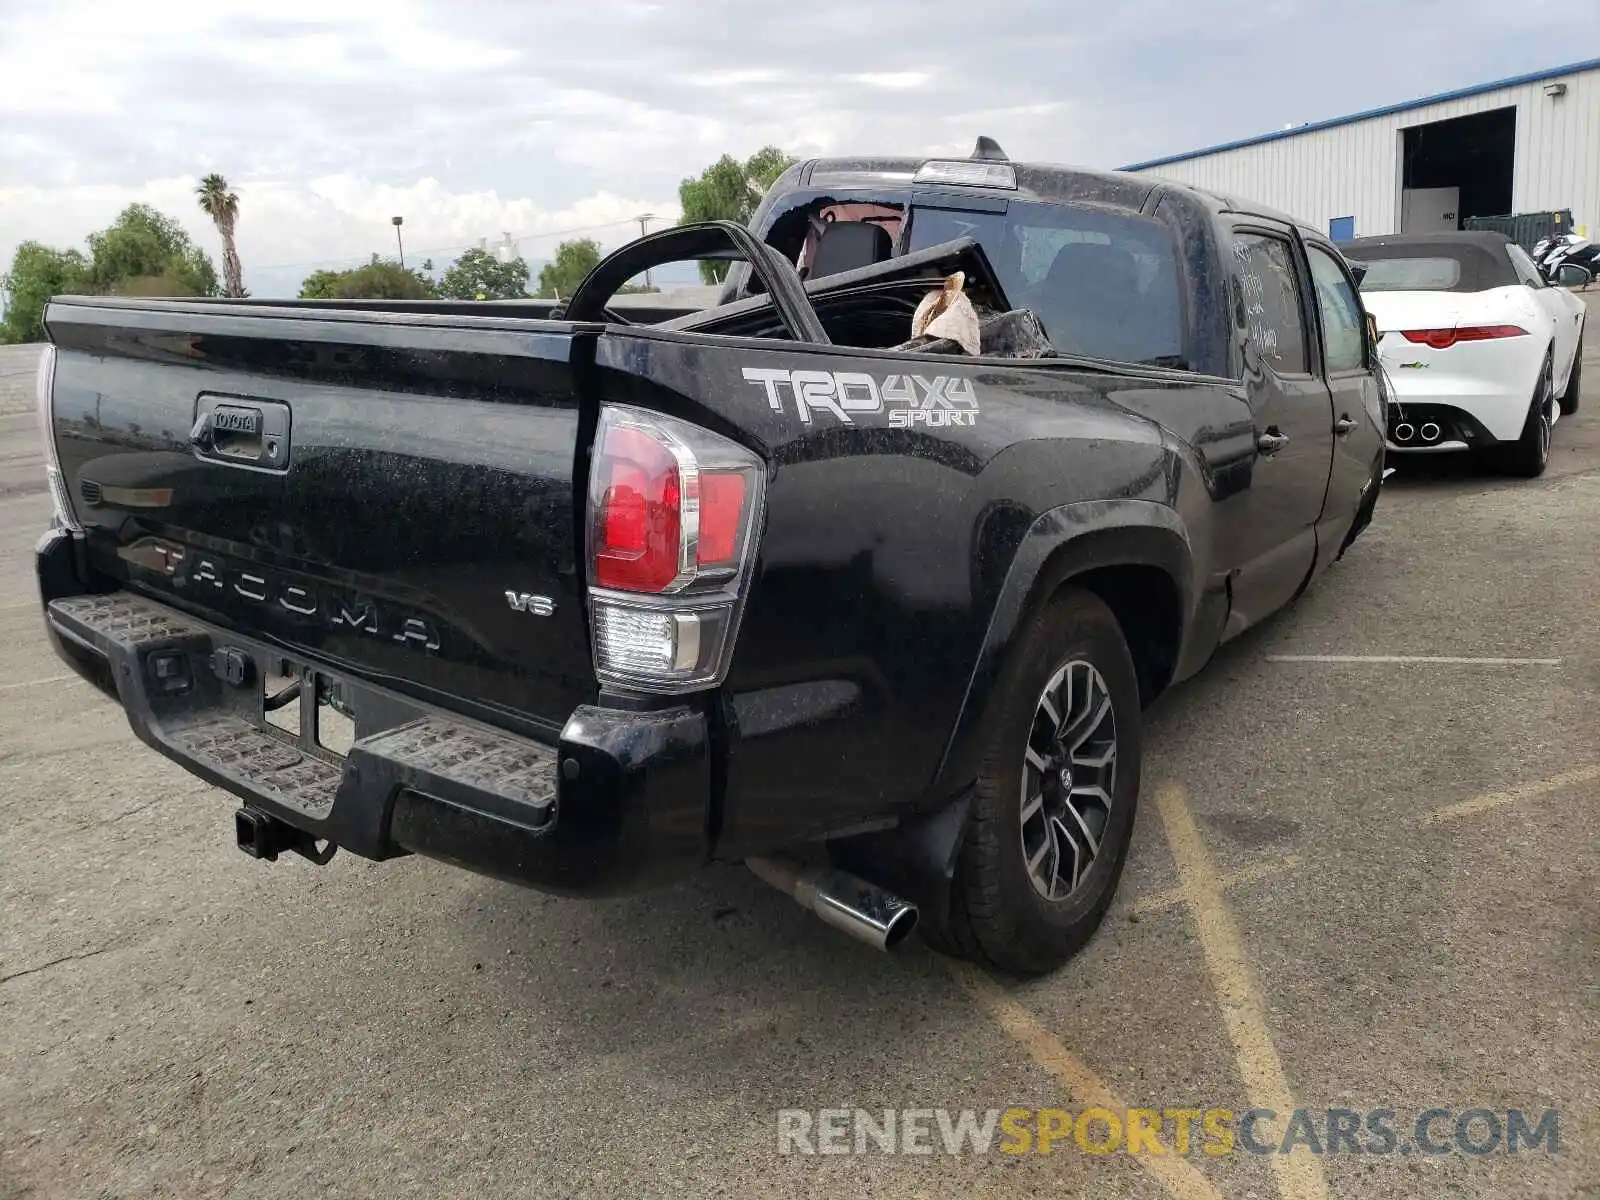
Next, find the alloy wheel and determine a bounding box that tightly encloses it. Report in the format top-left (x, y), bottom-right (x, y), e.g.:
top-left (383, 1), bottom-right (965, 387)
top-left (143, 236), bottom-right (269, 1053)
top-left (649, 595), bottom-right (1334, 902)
top-left (1538, 365), bottom-right (1553, 462)
top-left (1019, 660), bottom-right (1118, 901)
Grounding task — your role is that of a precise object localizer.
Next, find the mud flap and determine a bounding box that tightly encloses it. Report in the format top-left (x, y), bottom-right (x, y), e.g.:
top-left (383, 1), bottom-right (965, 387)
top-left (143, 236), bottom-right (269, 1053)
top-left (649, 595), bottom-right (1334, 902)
top-left (825, 792), bottom-right (973, 944)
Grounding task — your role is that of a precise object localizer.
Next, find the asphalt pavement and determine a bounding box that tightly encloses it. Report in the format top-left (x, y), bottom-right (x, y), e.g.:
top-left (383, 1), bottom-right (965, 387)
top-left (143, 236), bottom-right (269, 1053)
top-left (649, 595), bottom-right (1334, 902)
top-left (1, 307), bottom-right (1596, 1200)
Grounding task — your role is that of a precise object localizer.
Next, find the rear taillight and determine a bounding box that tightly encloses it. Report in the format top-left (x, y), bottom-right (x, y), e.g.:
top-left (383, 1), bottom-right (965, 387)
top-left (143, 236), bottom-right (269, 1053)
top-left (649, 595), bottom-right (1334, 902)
top-left (592, 423), bottom-right (689, 592)
top-left (696, 473), bottom-right (748, 567)
top-left (1399, 325), bottom-right (1527, 350)
top-left (587, 405), bottom-right (764, 694)
top-left (34, 345), bottom-right (81, 533)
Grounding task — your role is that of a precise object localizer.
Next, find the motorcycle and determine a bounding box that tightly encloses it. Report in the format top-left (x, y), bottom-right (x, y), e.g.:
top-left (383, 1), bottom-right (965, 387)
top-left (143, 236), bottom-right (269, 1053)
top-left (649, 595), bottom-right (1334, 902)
top-left (1531, 232), bottom-right (1600, 284)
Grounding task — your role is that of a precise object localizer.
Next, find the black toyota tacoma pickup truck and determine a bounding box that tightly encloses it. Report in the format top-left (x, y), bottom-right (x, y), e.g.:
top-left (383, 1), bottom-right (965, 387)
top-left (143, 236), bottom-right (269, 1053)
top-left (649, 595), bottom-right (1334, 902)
top-left (33, 143), bottom-right (1385, 974)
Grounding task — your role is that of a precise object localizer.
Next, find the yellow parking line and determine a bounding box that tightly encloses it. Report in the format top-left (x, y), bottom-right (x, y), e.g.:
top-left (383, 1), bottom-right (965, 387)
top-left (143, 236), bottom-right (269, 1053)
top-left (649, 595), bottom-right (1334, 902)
top-left (1131, 854), bottom-right (1303, 917)
top-left (1154, 784), bottom-right (1329, 1200)
top-left (1417, 763), bottom-right (1600, 828)
top-left (953, 964), bottom-right (1229, 1200)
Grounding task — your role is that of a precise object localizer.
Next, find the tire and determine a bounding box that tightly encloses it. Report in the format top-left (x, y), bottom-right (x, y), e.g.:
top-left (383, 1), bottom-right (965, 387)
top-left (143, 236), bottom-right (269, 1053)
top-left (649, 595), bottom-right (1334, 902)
top-left (1493, 354), bottom-right (1554, 479)
top-left (931, 587), bottom-right (1142, 976)
top-left (1557, 346), bottom-right (1581, 415)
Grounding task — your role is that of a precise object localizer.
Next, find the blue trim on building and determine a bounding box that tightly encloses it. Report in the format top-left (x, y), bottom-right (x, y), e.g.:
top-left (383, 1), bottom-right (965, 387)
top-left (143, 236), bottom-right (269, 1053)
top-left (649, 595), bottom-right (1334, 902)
top-left (1119, 59), bottom-right (1600, 171)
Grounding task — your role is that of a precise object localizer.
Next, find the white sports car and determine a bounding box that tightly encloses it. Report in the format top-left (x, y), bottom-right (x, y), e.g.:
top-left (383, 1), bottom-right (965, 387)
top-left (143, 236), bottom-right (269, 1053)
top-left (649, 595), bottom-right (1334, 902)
top-left (1347, 231), bottom-right (1588, 477)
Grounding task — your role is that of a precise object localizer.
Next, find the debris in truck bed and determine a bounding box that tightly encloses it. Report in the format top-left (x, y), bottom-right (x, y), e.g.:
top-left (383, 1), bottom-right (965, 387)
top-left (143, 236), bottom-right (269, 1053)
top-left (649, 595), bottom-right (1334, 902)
top-left (894, 307), bottom-right (1056, 359)
top-left (910, 272), bottom-right (981, 355)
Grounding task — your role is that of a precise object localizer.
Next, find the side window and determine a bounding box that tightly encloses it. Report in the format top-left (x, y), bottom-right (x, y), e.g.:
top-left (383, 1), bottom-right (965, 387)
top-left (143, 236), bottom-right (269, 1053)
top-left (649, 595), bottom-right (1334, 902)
top-left (1506, 244), bottom-right (1547, 289)
top-left (1231, 232), bottom-right (1308, 374)
top-left (1306, 246), bottom-right (1366, 373)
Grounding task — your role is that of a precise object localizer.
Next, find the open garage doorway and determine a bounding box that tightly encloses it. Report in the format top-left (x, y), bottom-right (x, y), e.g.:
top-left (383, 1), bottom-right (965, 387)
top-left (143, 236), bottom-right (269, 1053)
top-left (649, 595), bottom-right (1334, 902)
top-left (1400, 106), bottom-right (1516, 233)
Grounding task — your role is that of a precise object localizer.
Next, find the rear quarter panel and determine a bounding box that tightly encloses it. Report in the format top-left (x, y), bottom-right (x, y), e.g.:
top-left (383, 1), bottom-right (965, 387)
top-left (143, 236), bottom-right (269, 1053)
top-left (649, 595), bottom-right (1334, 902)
top-left (593, 331), bottom-right (1254, 854)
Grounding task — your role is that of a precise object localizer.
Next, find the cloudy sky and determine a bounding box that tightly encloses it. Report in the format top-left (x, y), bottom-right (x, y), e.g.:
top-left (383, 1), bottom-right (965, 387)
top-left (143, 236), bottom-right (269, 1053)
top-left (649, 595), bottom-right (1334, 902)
top-left (0, 0), bottom-right (1586, 298)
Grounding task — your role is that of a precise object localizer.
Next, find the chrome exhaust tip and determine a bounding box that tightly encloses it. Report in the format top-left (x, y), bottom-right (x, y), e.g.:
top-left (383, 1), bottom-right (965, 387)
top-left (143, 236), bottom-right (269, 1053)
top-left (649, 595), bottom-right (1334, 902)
top-left (1420, 422), bottom-right (1441, 443)
top-left (747, 855), bottom-right (919, 952)
top-left (1393, 422), bottom-right (1415, 443)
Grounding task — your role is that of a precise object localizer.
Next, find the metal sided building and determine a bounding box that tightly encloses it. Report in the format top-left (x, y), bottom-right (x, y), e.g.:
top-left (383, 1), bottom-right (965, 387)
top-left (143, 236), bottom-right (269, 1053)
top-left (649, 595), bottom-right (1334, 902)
top-left (1120, 60), bottom-right (1600, 245)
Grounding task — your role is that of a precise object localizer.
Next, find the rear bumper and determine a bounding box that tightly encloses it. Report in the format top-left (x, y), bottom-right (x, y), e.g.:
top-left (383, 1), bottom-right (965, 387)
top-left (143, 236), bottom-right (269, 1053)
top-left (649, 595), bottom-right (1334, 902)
top-left (1383, 401), bottom-right (1503, 453)
top-left (36, 529), bottom-right (710, 897)
top-left (1382, 377), bottom-right (1532, 444)
top-left (1376, 331), bottom-right (1542, 444)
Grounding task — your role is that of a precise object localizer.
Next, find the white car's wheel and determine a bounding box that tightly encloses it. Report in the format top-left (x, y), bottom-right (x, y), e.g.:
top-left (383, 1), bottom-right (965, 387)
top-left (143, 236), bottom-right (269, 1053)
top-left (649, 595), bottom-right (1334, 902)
top-left (1494, 353), bottom-right (1554, 478)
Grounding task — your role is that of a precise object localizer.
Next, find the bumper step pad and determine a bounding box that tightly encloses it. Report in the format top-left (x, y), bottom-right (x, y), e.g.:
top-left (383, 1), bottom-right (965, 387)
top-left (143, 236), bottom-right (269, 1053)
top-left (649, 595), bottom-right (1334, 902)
top-left (167, 713), bottom-right (344, 818)
top-left (49, 592), bottom-right (206, 651)
top-left (359, 717), bottom-right (557, 824)
top-left (45, 591), bottom-right (559, 839)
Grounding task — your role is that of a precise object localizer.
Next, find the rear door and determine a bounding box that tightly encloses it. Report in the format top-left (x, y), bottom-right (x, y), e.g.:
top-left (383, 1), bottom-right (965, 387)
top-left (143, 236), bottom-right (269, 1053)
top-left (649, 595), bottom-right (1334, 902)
top-left (1303, 240), bottom-right (1384, 561)
top-left (47, 302), bottom-right (599, 736)
top-left (1222, 223), bottom-right (1335, 634)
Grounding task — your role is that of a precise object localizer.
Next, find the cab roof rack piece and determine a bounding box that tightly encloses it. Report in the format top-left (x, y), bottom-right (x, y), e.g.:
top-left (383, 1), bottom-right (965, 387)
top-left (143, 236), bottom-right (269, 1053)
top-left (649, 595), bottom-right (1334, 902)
top-left (971, 136), bottom-right (1009, 162)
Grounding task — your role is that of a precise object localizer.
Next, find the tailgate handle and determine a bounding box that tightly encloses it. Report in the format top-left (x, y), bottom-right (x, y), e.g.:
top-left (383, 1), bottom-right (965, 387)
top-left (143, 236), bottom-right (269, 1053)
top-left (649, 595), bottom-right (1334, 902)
top-left (192, 395), bottom-right (291, 471)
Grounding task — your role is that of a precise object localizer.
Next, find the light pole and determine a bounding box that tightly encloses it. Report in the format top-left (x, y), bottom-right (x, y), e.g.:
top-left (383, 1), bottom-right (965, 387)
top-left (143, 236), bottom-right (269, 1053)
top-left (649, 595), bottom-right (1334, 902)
top-left (392, 216), bottom-right (405, 266)
top-left (635, 213), bottom-right (655, 290)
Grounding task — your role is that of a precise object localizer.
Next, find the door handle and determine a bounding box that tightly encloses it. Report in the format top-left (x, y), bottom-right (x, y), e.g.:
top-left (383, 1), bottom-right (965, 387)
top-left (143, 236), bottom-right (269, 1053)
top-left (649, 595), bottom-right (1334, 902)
top-left (1256, 429), bottom-right (1290, 455)
top-left (1334, 415), bottom-right (1357, 436)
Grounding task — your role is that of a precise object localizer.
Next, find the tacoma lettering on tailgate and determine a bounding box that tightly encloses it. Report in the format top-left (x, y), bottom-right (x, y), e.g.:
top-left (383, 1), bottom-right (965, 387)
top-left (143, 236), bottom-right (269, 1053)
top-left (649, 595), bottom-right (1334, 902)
top-left (119, 538), bottom-right (442, 652)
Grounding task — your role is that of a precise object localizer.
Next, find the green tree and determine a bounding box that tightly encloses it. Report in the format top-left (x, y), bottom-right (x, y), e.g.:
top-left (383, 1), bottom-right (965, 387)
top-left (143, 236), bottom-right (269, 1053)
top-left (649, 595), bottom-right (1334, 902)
top-left (196, 174), bottom-right (245, 298)
top-left (0, 242), bottom-right (89, 344)
top-left (297, 269), bottom-right (343, 300)
top-left (0, 202), bottom-right (219, 343)
top-left (536, 238), bottom-right (602, 299)
top-left (297, 258), bottom-right (435, 300)
top-left (104, 274), bottom-right (205, 297)
top-left (678, 147), bottom-right (795, 282)
top-left (437, 248), bottom-right (530, 300)
top-left (86, 204), bottom-right (219, 298)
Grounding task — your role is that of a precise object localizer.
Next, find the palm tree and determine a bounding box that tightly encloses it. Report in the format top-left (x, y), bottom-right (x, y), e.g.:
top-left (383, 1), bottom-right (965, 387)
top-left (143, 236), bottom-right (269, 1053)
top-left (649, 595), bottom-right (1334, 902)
top-left (195, 173), bottom-right (243, 298)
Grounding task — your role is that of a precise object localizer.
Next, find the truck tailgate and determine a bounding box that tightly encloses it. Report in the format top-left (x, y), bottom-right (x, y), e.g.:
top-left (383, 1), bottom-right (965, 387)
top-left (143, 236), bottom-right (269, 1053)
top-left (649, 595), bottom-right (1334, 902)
top-left (45, 300), bottom-right (599, 734)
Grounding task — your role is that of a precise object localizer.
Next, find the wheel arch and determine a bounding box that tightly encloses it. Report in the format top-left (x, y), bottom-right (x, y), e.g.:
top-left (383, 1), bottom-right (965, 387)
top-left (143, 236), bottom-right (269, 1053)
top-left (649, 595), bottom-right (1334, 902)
top-left (1536, 338), bottom-right (1556, 410)
top-left (931, 499), bottom-right (1197, 801)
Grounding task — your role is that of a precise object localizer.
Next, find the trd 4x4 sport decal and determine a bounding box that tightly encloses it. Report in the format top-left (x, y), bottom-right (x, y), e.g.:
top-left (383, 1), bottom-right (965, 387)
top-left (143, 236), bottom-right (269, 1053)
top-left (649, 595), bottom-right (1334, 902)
top-left (741, 368), bottom-right (979, 428)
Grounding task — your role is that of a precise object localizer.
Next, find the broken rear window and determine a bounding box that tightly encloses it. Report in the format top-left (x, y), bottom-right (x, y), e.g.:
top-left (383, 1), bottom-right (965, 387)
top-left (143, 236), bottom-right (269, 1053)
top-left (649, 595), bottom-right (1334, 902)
top-left (906, 201), bottom-right (1187, 369)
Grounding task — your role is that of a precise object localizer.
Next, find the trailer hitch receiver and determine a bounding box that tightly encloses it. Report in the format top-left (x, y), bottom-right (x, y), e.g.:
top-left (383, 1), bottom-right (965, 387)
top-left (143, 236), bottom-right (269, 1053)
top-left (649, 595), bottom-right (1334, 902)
top-left (234, 806), bottom-right (337, 865)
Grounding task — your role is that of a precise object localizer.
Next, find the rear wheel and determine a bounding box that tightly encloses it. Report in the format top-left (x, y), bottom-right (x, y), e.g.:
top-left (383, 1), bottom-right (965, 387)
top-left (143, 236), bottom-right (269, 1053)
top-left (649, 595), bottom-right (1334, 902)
top-left (1493, 354), bottom-right (1554, 478)
top-left (931, 588), bottom-right (1142, 976)
top-left (1558, 347), bottom-right (1582, 415)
